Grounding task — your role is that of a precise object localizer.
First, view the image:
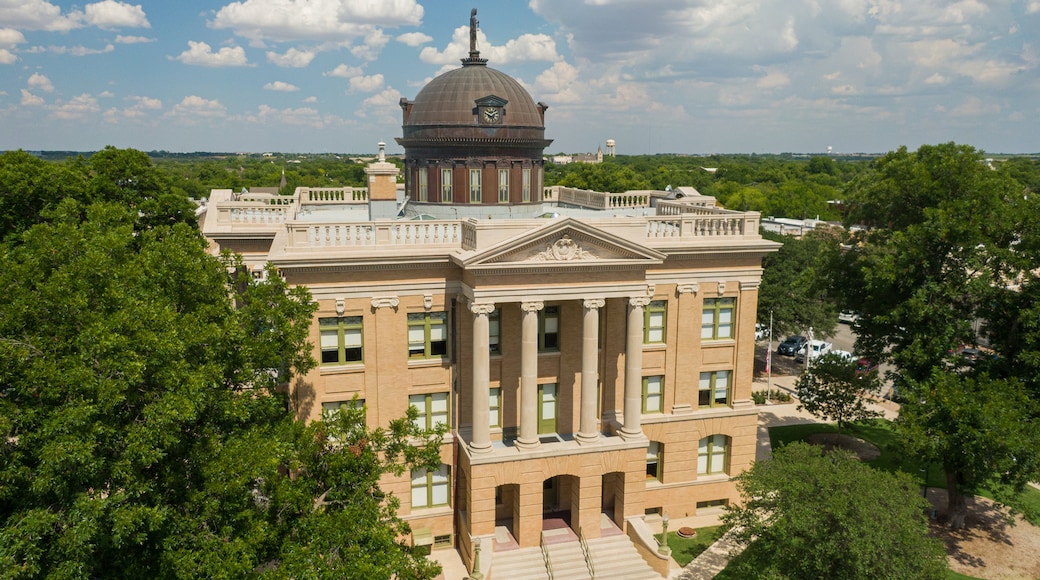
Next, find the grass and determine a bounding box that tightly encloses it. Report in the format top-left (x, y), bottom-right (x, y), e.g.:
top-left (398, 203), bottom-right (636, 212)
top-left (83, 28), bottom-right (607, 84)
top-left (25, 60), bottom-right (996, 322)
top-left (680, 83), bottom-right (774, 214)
top-left (946, 571), bottom-right (983, 580)
top-left (665, 525), bottom-right (724, 567)
top-left (769, 419), bottom-right (1040, 524)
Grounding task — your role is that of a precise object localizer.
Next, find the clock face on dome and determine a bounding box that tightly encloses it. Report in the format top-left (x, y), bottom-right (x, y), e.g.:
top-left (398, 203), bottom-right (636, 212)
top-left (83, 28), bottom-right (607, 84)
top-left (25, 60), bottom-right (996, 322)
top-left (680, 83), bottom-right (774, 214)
top-left (481, 106), bottom-right (501, 125)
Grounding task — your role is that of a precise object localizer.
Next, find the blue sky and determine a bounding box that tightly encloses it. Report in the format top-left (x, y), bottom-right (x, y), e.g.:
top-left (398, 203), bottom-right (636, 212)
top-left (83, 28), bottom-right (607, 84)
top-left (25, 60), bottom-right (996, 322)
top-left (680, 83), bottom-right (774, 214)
top-left (2, 0), bottom-right (1039, 154)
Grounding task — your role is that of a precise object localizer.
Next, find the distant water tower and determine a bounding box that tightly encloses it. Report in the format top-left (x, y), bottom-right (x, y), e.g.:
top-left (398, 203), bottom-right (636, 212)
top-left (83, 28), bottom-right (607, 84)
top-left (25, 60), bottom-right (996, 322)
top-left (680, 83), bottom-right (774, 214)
top-left (606, 139), bottom-right (616, 157)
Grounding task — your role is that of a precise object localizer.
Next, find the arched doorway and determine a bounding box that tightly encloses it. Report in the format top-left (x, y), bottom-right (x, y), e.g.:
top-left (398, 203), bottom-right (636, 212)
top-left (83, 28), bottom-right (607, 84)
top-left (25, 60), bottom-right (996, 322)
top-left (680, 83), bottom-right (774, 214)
top-left (542, 474), bottom-right (580, 539)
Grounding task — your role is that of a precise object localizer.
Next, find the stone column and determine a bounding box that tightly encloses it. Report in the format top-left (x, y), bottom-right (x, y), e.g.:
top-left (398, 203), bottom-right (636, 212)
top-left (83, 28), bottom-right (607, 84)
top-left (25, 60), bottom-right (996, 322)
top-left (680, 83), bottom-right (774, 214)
top-left (621, 297), bottom-right (650, 439)
top-left (516, 301), bottom-right (543, 449)
top-left (577, 298), bottom-right (604, 444)
top-left (470, 302), bottom-right (495, 453)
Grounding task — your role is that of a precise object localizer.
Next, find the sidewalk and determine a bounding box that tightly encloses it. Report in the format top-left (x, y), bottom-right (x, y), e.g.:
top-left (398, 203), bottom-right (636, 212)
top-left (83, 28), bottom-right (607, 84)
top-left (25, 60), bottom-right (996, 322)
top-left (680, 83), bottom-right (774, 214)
top-left (671, 373), bottom-right (901, 579)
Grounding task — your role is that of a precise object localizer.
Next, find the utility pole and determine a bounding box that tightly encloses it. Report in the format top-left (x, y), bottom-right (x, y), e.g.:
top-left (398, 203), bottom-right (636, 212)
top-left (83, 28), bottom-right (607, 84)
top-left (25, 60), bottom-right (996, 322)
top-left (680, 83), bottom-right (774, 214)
top-left (766, 311), bottom-right (773, 403)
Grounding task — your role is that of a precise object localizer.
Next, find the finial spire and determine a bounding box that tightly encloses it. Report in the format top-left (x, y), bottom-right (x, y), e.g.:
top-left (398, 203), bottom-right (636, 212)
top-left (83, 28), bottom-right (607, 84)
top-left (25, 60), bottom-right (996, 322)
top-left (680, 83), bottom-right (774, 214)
top-left (462, 8), bottom-right (487, 66)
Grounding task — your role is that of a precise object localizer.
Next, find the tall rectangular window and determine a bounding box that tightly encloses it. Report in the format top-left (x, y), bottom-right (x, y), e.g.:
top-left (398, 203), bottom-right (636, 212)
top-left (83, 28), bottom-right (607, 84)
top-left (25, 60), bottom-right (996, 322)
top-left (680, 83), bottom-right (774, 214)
top-left (643, 375), bottom-right (664, 413)
top-left (489, 387), bottom-right (501, 428)
top-left (409, 392), bottom-right (449, 430)
top-left (522, 168), bottom-right (531, 202)
top-left (699, 370), bottom-right (731, 407)
top-left (418, 168), bottom-right (428, 202)
top-left (411, 464), bottom-right (450, 509)
top-left (408, 311), bottom-right (448, 359)
top-left (539, 305), bottom-right (560, 352)
top-left (489, 308), bottom-right (501, 354)
top-left (701, 297), bottom-right (735, 340)
top-left (698, 435), bottom-right (729, 475)
top-left (646, 441), bottom-right (663, 480)
top-left (441, 168), bottom-right (452, 202)
top-left (644, 300), bottom-right (666, 343)
top-left (498, 169), bottom-right (509, 203)
top-left (319, 316), bottom-right (363, 365)
top-left (469, 168), bottom-right (482, 203)
top-left (321, 398), bottom-right (365, 419)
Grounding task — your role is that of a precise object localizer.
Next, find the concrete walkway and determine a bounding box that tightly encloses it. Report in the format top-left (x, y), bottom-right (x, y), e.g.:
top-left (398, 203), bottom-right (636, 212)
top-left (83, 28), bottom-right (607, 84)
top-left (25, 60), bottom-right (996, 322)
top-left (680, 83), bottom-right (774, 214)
top-left (670, 374), bottom-right (901, 580)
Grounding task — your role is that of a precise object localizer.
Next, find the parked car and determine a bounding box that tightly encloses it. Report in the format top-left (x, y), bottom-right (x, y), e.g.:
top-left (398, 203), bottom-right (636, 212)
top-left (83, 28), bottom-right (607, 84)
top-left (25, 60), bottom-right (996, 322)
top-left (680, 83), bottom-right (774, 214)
top-left (777, 335), bottom-right (808, 356)
top-left (959, 347), bottom-right (982, 365)
top-left (795, 340), bottom-right (833, 363)
top-left (838, 310), bottom-right (860, 324)
top-left (755, 323), bottom-right (770, 341)
top-left (829, 349), bottom-right (855, 362)
top-left (855, 358), bottom-right (878, 377)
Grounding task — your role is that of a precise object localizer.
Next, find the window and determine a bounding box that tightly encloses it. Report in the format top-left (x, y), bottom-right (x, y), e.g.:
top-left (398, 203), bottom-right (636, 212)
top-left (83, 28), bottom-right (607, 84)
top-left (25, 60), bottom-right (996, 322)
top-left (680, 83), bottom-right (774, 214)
top-left (411, 464), bottom-right (450, 509)
top-left (642, 375), bottom-right (663, 414)
top-left (321, 398), bottom-right (365, 419)
top-left (320, 316), bottom-right (363, 365)
top-left (539, 305), bottom-right (560, 351)
top-left (698, 434), bottom-right (729, 475)
top-left (489, 308), bottom-right (501, 354)
top-left (644, 300), bottom-right (666, 343)
top-left (441, 168), bottom-right (452, 202)
top-left (701, 297), bottom-right (735, 340)
top-left (646, 441), bottom-right (662, 480)
top-left (489, 387), bottom-right (501, 428)
top-left (418, 168), bottom-right (428, 202)
top-left (497, 167), bottom-right (509, 203)
top-left (699, 370), bottom-right (731, 407)
top-left (522, 168), bottom-right (531, 202)
top-left (408, 311), bottom-right (448, 359)
top-left (469, 168), bottom-right (482, 203)
top-left (409, 392), bottom-right (449, 430)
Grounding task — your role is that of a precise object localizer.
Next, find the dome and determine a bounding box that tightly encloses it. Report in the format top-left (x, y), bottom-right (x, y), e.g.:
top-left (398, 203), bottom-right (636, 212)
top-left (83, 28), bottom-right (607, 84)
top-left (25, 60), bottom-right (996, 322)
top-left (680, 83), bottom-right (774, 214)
top-left (404, 63), bottom-right (544, 128)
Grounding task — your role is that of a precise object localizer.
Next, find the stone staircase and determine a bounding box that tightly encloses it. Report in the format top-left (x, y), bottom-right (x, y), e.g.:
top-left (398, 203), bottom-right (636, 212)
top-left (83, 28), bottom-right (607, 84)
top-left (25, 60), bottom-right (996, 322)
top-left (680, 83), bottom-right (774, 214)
top-left (489, 533), bottom-right (659, 579)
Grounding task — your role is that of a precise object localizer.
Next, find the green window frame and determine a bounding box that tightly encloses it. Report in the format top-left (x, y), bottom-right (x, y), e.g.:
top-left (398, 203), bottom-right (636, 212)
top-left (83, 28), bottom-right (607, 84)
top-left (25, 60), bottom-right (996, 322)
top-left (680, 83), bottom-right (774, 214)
top-left (522, 168), bottom-right (531, 202)
top-left (321, 398), bottom-right (365, 419)
top-left (319, 316), bottom-right (363, 365)
top-left (469, 168), bottom-right (482, 203)
top-left (646, 441), bottom-right (663, 480)
top-left (642, 375), bottom-right (663, 414)
top-left (699, 370), bottom-right (731, 407)
top-left (698, 434), bottom-right (730, 475)
top-left (408, 311), bottom-right (448, 359)
top-left (701, 297), bottom-right (735, 340)
top-left (643, 300), bottom-right (666, 343)
top-left (411, 464), bottom-right (450, 509)
top-left (418, 168), bottom-right (428, 202)
top-left (409, 392), bottom-right (449, 430)
top-left (441, 168), bottom-right (452, 202)
top-left (539, 305), bottom-right (560, 352)
top-left (498, 168), bottom-right (509, 203)
top-left (489, 308), bottom-right (501, 355)
top-left (489, 387), bottom-right (501, 428)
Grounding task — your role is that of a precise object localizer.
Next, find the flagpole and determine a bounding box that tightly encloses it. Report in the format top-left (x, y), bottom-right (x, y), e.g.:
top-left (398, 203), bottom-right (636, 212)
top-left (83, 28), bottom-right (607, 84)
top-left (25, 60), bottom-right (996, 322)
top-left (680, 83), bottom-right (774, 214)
top-left (766, 311), bottom-right (773, 404)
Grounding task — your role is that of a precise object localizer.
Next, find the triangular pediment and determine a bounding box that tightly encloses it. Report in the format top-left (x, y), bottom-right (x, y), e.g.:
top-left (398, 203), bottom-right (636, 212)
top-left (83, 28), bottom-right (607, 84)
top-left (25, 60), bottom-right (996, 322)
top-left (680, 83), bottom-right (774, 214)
top-left (457, 218), bottom-right (665, 270)
top-left (475, 94), bottom-right (509, 107)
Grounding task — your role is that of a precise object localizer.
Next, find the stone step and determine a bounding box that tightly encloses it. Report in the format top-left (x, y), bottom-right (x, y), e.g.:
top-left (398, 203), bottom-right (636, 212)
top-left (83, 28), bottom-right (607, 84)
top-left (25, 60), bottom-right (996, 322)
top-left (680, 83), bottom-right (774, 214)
top-left (490, 547), bottom-right (549, 580)
top-left (585, 535), bottom-right (661, 580)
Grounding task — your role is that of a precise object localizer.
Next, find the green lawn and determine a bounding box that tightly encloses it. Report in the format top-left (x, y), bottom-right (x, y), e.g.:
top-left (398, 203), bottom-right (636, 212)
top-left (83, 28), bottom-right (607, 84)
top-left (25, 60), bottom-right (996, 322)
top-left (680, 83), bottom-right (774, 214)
top-left (665, 525), bottom-right (724, 567)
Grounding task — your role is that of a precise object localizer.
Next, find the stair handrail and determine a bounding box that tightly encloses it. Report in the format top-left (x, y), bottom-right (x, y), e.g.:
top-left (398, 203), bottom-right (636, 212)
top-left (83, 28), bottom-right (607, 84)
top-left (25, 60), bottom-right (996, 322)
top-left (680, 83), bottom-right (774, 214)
top-left (578, 526), bottom-right (595, 579)
top-left (540, 531), bottom-right (554, 579)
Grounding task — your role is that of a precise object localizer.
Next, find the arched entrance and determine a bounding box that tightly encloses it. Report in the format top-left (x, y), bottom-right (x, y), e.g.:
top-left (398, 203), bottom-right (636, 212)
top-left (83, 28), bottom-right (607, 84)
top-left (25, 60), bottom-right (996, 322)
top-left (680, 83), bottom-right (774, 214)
top-left (542, 474), bottom-right (580, 540)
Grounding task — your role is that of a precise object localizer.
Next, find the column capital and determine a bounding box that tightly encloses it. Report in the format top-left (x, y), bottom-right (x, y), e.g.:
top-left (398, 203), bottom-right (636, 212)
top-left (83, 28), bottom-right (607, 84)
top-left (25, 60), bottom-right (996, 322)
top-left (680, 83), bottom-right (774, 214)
top-left (370, 296), bottom-right (400, 310)
top-left (469, 302), bottom-right (496, 316)
top-left (521, 301), bottom-right (544, 313)
top-left (583, 298), bottom-right (605, 310)
top-left (628, 296), bottom-right (652, 308)
top-left (676, 283), bottom-right (699, 295)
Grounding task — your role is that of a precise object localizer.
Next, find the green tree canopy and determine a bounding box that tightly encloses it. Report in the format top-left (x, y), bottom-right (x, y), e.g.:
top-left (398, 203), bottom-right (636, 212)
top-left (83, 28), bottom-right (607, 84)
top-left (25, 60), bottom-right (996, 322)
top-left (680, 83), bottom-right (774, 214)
top-left (757, 229), bottom-right (840, 339)
top-left (794, 352), bottom-right (882, 434)
top-left (720, 442), bottom-right (948, 580)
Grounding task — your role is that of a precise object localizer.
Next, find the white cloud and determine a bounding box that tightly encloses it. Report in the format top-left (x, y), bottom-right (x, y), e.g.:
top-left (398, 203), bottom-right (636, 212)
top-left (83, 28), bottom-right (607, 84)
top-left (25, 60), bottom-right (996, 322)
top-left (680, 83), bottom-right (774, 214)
top-left (534, 61), bottom-right (582, 104)
top-left (210, 0), bottom-right (422, 42)
top-left (47, 43), bottom-right (115, 56)
top-left (20, 89), bottom-right (44, 105)
top-left (266, 47), bottom-right (315, 67)
top-left (50, 93), bottom-right (100, 120)
top-left (83, 0), bottom-right (150, 29)
top-left (28, 72), bottom-right (53, 92)
top-left (0, 49), bottom-right (15, 64)
top-left (419, 28), bottom-right (559, 65)
top-left (358, 86), bottom-right (401, 123)
top-left (302, 95), bottom-right (317, 103)
top-left (924, 72), bottom-right (947, 85)
top-left (115, 35), bottom-right (154, 44)
top-left (0, 0), bottom-right (81, 32)
top-left (172, 41), bottom-right (249, 67)
top-left (949, 95), bottom-right (1001, 117)
top-left (0, 28), bottom-right (27, 46)
top-left (1029, 1), bottom-right (1040, 14)
top-left (756, 70), bottom-right (790, 90)
top-left (264, 80), bottom-right (299, 91)
top-left (104, 95), bottom-right (163, 122)
top-left (169, 95), bottom-right (227, 121)
top-left (396, 32), bottom-right (431, 47)
top-left (349, 28), bottom-right (389, 61)
top-left (250, 104), bottom-right (335, 128)
top-left (324, 63), bottom-right (361, 78)
top-left (349, 73), bottom-right (384, 93)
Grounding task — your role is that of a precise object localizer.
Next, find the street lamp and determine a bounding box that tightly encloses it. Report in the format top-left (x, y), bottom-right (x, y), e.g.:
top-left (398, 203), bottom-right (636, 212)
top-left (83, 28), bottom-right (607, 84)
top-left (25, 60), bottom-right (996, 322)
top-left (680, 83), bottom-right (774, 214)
top-left (659, 513), bottom-right (671, 555)
top-left (470, 536), bottom-right (483, 580)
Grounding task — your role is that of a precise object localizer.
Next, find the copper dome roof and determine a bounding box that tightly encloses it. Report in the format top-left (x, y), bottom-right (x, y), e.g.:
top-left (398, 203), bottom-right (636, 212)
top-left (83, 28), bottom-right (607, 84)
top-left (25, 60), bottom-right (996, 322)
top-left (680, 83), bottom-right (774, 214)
top-left (404, 63), bottom-right (544, 128)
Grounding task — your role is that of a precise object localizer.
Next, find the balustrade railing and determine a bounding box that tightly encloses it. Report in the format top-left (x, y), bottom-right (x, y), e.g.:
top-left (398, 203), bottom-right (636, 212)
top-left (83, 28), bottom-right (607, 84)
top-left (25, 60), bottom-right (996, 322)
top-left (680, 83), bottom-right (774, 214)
top-left (288, 220), bottom-right (464, 249)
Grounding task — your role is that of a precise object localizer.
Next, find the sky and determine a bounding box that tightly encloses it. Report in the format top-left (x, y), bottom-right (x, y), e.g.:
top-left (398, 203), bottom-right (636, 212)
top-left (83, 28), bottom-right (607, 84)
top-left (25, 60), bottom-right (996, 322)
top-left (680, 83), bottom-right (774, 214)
top-left (1, 0), bottom-right (1039, 155)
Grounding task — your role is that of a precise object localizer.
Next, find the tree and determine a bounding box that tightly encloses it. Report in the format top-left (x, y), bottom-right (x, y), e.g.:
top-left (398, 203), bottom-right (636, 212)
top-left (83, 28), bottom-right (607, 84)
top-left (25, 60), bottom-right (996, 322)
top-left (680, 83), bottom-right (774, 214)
top-left (0, 200), bottom-right (443, 578)
top-left (794, 352), bottom-right (882, 435)
top-left (757, 229), bottom-right (840, 339)
top-left (837, 142), bottom-right (1040, 528)
top-left (721, 442), bottom-right (948, 580)
top-left (897, 372), bottom-right (1040, 529)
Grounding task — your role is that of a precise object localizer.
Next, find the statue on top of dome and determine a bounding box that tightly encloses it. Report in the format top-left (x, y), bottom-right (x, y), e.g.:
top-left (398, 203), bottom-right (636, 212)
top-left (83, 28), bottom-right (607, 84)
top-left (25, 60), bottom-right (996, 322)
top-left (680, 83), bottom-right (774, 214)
top-left (469, 9), bottom-right (479, 55)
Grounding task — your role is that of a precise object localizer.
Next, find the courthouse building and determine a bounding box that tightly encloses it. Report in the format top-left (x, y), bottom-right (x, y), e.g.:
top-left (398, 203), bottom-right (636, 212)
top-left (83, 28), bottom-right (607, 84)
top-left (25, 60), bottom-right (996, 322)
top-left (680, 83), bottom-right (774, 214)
top-left (201, 13), bottom-right (778, 578)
